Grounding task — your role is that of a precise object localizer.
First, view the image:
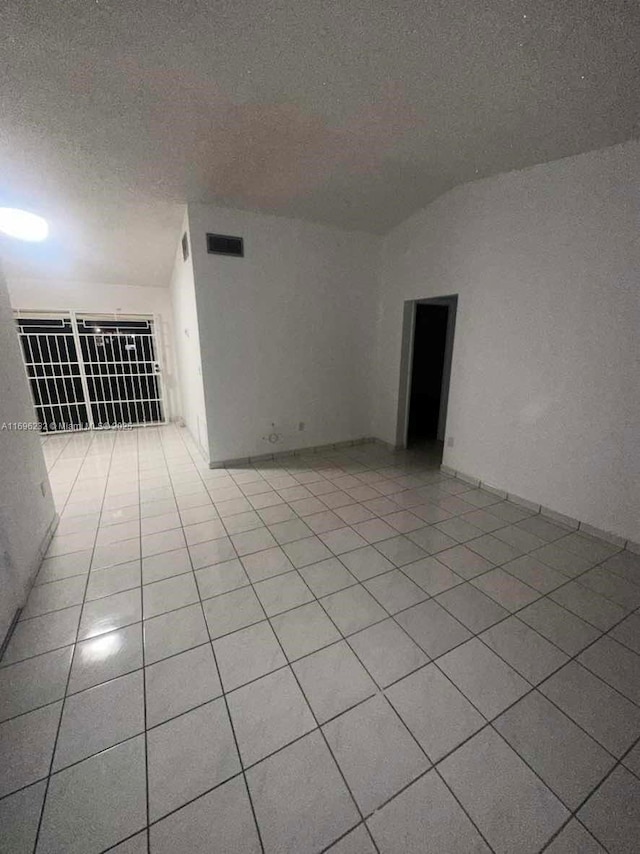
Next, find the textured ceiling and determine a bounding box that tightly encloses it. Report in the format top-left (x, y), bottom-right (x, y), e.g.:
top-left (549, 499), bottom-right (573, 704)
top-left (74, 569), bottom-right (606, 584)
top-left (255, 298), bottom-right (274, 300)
top-left (1, 0), bottom-right (638, 286)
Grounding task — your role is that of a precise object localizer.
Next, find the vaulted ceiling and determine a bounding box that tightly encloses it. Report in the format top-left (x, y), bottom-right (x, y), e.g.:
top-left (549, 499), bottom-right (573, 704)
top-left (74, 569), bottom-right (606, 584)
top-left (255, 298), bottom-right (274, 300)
top-left (1, 0), bottom-right (638, 285)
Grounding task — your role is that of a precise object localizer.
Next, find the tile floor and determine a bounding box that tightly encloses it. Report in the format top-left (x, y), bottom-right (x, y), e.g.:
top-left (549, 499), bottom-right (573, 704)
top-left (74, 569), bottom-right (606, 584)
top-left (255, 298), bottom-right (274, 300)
top-left (1, 425), bottom-right (640, 852)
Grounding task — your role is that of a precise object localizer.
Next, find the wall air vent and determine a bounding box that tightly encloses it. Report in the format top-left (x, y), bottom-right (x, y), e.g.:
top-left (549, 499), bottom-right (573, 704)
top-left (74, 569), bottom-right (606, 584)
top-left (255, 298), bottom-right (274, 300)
top-left (181, 232), bottom-right (189, 261)
top-left (206, 233), bottom-right (244, 257)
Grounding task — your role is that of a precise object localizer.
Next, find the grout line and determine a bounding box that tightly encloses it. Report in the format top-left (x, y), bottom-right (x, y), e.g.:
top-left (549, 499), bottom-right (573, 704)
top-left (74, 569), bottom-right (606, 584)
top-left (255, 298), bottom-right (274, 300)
top-left (5, 575), bottom-right (634, 795)
top-left (245, 485), bottom-right (495, 851)
top-left (538, 727), bottom-right (640, 852)
top-left (2, 529), bottom-right (637, 683)
top-left (155, 426), bottom-right (267, 854)
top-left (135, 430), bottom-right (152, 854)
top-left (291, 551), bottom-right (495, 851)
top-left (15, 517), bottom-right (629, 628)
top-left (4, 426), bottom-right (639, 853)
top-left (2, 522), bottom-right (637, 689)
top-left (179, 432), bottom-right (384, 852)
top-left (32, 429), bottom-right (118, 854)
top-left (538, 817), bottom-right (606, 853)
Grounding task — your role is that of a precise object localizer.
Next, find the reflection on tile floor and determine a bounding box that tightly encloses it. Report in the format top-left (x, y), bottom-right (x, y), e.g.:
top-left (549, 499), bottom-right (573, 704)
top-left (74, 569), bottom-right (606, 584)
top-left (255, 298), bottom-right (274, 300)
top-left (1, 425), bottom-right (640, 852)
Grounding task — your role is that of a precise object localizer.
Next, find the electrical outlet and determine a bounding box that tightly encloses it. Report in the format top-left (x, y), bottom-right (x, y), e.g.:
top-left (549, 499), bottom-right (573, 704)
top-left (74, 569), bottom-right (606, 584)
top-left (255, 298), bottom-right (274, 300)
top-left (263, 423), bottom-right (282, 444)
top-left (447, 436), bottom-right (454, 447)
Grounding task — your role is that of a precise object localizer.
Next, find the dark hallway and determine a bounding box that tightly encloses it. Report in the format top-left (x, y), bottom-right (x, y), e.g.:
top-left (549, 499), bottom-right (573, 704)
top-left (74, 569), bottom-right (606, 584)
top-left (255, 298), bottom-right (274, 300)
top-left (407, 302), bottom-right (451, 449)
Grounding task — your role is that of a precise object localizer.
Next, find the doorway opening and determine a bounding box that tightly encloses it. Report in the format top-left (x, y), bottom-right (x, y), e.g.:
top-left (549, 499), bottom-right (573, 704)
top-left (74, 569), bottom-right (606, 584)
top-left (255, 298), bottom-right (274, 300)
top-left (396, 295), bottom-right (458, 459)
top-left (15, 312), bottom-right (166, 433)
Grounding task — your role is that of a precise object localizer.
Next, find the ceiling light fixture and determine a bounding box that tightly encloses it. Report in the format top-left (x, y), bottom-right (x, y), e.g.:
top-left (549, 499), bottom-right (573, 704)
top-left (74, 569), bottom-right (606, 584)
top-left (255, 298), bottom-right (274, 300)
top-left (0, 207), bottom-right (49, 242)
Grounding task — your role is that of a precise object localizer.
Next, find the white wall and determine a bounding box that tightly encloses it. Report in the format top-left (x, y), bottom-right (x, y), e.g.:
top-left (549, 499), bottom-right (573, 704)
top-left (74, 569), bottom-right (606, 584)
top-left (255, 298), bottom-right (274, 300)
top-left (375, 140), bottom-right (640, 543)
top-left (188, 203), bottom-right (379, 463)
top-left (0, 266), bottom-right (56, 644)
top-left (6, 277), bottom-right (180, 420)
top-left (169, 210), bottom-right (209, 459)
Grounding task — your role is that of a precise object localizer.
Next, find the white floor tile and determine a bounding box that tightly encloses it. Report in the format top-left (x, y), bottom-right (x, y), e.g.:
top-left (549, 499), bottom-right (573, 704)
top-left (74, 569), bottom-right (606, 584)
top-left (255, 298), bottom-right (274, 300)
top-left (69, 623), bottom-right (143, 693)
top-left (0, 702), bottom-right (62, 797)
top-left (213, 621), bottom-right (286, 691)
top-left (145, 643), bottom-right (221, 727)
top-left (363, 570), bottom-right (427, 614)
top-left (347, 620), bottom-right (424, 694)
top-left (436, 583), bottom-right (509, 633)
top-left (387, 664), bottom-right (485, 762)
top-left (395, 598), bottom-right (471, 658)
top-left (142, 573), bottom-right (199, 619)
top-left (0, 780), bottom-right (47, 854)
top-left (3, 427), bottom-right (638, 854)
top-left (195, 558), bottom-right (249, 598)
top-left (438, 638), bottom-right (529, 719)
top-left (20, 576), bottom-right (87, 620)
top-left (540, 662), bottom-right (640, 757)
top-left (293, 641), bottom-right (376, 724)
top-left (578, 767), bottom-right (640, 854)
top-left (271, 601), bottom-right (341, 660)
top-left (2, 607), bottom-right (81, 665)
top-left (53, 671), bottom-right (144, 771)
top-left (495, 691), bottom-right (615, 810)
top-left (321, 585), bottom-right (387, 635)
top-left (367, 770), bottom-right (491, 853)
top-left (143, 603), bottom-right (209, 665)
top-left (147, 699), bottom-right (240, 821)
top-left (228, 667), bottom-right (316, 766)
top-left (254, 570), bottom-right (314, 616)
top-left (400, 556), bottom-right (462, 595)
top-left (439, 728), bottom-right (568, 854)
top-left (85, 560), bottom-right (141, 600)
top-left (0, 646), bottom-right (73, 723)
top-left (142, 547), bottom-right (192, 584)
top-left (246, 731), bottom-right (359, 854)
top-left (78, 588), bottom-right (141, 639)
top-left (323, 695), bottom-right (429, 814)
top-left (149, 776), bottom-right (261, 854)
top-left (203, 587), bottom-right (264, 638)
top-left (339, 546), bottom-right (395, 582)
top-left (480, 616), bottom-right (568, 684)
top-left (37, 735), bottom-right (147, 854)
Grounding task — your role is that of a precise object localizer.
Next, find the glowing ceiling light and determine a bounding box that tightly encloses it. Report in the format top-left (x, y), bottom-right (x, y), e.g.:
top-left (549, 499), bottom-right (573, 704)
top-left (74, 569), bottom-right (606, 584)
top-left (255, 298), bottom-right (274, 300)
top-left (0, 207), bottom-right (49, 242)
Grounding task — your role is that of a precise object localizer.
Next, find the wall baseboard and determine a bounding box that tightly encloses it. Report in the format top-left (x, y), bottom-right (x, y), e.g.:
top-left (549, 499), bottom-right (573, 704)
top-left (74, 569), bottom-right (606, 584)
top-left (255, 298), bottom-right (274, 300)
top-left (0, 510), bottom-right (58, 659)
top-left (25, 511), bottom-right (59, 592)
top-left (0, 607), bottom-right (22, 662)
top-left (202, 436), bottom-right (640, 556)
top-left (442, 464), bottom-right (637, 552)
top-left (208, 437), bottom-right (380, 469)
top-left (370, 437), bottom-right (406, 453)
top-left (174, 421), bottom-right (210, 465)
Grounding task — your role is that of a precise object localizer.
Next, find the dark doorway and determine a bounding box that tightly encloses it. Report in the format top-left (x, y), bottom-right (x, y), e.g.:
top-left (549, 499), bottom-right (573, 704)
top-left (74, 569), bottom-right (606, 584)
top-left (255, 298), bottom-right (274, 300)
top-left (407, 300), bottom-right (455, 447)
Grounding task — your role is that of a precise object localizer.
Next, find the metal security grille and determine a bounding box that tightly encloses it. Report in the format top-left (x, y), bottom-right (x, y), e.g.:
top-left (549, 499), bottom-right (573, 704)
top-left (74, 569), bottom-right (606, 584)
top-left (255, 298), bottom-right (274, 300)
top-left (16, 316), bottom-right (89, 431)
top-left (77, 317), bottom-right (164, 429)
top-left (16, 312), bottom-right (165, 433)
